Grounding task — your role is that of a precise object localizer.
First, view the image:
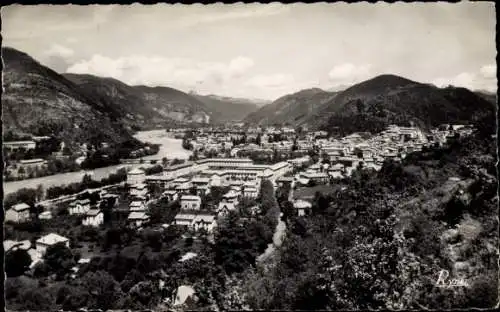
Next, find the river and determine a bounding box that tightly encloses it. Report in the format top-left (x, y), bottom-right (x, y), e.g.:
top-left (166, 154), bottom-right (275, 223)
top-left (3, 130), bottom-right (191, 196)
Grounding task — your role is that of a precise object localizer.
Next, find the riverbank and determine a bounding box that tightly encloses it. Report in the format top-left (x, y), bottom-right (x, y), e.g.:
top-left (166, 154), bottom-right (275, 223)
top-left (3, 130), bottom-right (189, 196)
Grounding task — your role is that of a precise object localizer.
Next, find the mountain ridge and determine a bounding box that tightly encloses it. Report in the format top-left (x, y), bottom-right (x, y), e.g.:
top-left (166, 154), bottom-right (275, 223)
top-left (244, 74), bottom-right (496, 135)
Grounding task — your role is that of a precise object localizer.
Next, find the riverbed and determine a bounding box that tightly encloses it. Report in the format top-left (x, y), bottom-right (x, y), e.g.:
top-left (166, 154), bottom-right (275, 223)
top-left (3, 130), bottom-right (191, 196)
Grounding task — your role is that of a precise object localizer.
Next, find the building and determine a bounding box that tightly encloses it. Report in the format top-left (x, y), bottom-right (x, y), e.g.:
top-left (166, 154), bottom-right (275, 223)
top-left (176, 182), bottom-right (194, 195)
top-left (222, 190), bottom-right (240, 206)
top-left (36, 233), bottom-right (70, 256)
top-left (127, 168), bottom-right (146, 185)
top-left (293, 200), bottom-right (312, 216)
top-left (3, 140), bottom-right (37, 151)
top-left (82, 209), bottom-right (104, 227)
top-left (39, 211), bottom-right (53, 220)
top-left (242, 182), bottom-right (259, 199)
top-left (217, 202), bottom-right (236, 217)
top-left (5, 203), bottom-right (31, 223)
top-left (174, 213), bottom-right (196, 227)
top-left (127, 211), bottom-right (150, 227)
top-left (129, 200), bottom-right (146, 212)
top-left (328, 163), bottom-right (344, 179)
top-left (300, 171), bottom-right (329, 184)
top-left (180, 195), bottom-right (202, 211)
top-left (18, 158), bottom-right (47, 168)
top-left (69, 199), bottom-right (91, 215)
top-left (163, 190), bottom-right (179, 202)
top-left (130, 183), bottom-right (148, 198)
top-left (192, 214), bottom-right (217, 233)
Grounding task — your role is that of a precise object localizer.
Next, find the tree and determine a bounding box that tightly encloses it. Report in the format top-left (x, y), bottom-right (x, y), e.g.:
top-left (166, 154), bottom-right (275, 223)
top-left (44, 242), bottom-right (75, 278)
top-left (81, 270), bottom-right (124, 310)
top-left (5, 249), bottom-right (32, 277)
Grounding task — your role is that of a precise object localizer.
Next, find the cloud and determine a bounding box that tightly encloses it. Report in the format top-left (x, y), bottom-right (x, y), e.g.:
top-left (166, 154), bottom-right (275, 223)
top-left (45, 44), bottom-right (74, 58)
top-left (177, 3), bottom-right (290, 27)
top-left (245, 73), bottom-right (294, 88)
top-left (432, 64), bottom-right (497, 92)
top-left (66, 54), bottom-right (255, 91)
top-left (42, 44), bottom-right (76, 72)
top-left (328, 63), bottom-right (372, 85)
top-left (479, 64), bottom-right (496, 79)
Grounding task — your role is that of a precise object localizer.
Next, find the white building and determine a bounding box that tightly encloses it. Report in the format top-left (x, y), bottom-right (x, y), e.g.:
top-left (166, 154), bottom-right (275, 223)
top-left (129, 200), bottom-right (146, 212)
top-left (180, 195), bottom-right (202, 211)
top-left (163, 190), bottom-right (179, 202)
top-left (293, 200), bottom-right (312, 216)
top-left (217, 202), bottom-right (236, 217)
top-left (82, 209), bottom-right (104, 227)
top-left (130, 183), bottom-right (148, 198)
top-left (127, 211), bottom-right (150, 227)
top-left (39, 211), bottom-right (53, 220)
top-left (127, 168), bottom-right (146, 185)
top-left (5, 203), bottom-right (31, 223)
top-left (174, 213), bottom-right (196, 227)
top-left (192, 214), bottom-right (217, 233)
top-left (69, 199), bottom-right (91, 215)
top-left (36, 233), bottom-right (70, 256)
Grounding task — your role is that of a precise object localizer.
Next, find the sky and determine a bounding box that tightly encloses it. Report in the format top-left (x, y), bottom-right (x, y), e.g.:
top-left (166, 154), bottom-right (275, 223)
top-left (2, 2), bottom-right (497, 101)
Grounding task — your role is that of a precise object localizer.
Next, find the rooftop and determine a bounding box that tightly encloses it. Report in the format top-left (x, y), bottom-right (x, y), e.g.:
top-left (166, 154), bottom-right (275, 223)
top-left (36, 233), bottom-right (69, 246)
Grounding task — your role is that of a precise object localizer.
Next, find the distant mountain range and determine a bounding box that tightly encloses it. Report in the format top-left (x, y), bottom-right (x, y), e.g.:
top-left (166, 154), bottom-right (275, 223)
top-left (189, 92), bottom-right (269, 123)
top-left (2, 46), bottom-right (495, 147)
top-left (1, 47), bottom-right (264, 148)
top-left (2, 47), bottom-right (142, 150)
top-left (244, 74), bottom-right (496, 135)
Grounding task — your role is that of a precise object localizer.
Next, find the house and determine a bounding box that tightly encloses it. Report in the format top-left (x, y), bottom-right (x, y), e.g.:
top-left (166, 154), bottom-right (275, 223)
top-left (174, 213), bottom-right (196, 227)
top-left (18, 158), bottom-right (47, 169)
top-left (222, 190), bottom-right (239, 205)
top-left (127, 168), bottom-right (146, 185)
top-left (127, 211), bottom-right (150, 227)
top-left (276, 176), bottom-right (294, 188)
top-left (300, 171), bottom-right (329, 184)
top-left (243, 186), bottom-right (259, 199)
top-left (129, 200), bottom-right (146, 212)
top-left (179, 252), bottom-right (198, 263)
top-left (5, 203), bottom-right (31, 223)
top-left (328, 163), bottom-right (344, 179)
top-left (69, 199), bottom-right (91, 215)
top-left (82, 209), bottom-right (104, 227)
top-left (3, 140), bottom-right (37, 151)
top-left (36, 233), bottom-right (70, 256)
top-left (173, 285), bottom-right (196, 307)
top-left (192, 214), bottom-right (217, 233)
top-left (39, 211), bottom-right (53, 220)
top-left (217, 202), bottom-right (236, 217)
top-left (176, 182), bottom-right (194, 195)
top-left (130, 183), bottom-right (148, 198)
top-left (163, 190), bottom-right (179, 202)
top-left (180, 195), bottom-right (202, 211)
top-left (293, 200), bottom-right (312, 216)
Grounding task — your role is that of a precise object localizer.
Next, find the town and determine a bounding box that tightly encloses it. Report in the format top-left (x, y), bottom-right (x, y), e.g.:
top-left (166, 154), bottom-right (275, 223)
top-left (4, 122), bottom-right (477, 310)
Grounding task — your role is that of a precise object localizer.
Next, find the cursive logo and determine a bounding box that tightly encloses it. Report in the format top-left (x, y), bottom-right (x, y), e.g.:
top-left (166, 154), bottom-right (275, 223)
top-left (435, 270), bottom-right (470, 288)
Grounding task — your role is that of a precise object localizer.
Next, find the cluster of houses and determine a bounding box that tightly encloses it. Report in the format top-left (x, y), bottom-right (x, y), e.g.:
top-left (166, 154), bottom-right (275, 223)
top-left (122, 157), bottom-right (295, 232)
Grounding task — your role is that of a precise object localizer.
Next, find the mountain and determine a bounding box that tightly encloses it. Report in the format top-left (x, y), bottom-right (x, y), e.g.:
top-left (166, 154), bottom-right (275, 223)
top-left (132, 85), bottom-right (212, 124)
top-left (243, 88), bottom-right (339, 126)
top-left (474, 90), bottom-right (497, 105)
top-left (245, 74), bottom-right (496, 135)
top-left (1, 47), bottom-right (140, 150)
top-left (189, 93), bottom-right (265, 123)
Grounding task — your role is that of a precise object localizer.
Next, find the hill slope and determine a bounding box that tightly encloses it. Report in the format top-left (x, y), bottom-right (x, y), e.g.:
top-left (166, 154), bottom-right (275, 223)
top-left (245, 74), bottom-right (496, 134)
top-left (1, 47), bottom-right (139, 149)
top-left (243, 88), bottom-right (338, 126)
top-left (316, 74), bottom-right (496, 135)
top-left (190, 93), bottom-right (264, 123)
top-left (132, 85), bottom-right (212, 124)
